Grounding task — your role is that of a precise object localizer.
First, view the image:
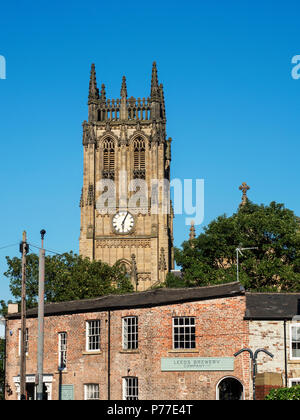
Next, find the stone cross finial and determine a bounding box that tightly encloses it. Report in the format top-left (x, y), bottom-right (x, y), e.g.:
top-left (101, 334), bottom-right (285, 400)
top-left (239, 182), bottom-right (250, 205)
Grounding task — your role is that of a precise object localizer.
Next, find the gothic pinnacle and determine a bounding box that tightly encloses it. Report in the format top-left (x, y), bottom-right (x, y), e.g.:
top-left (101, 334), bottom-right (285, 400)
top-left (88, 63), bottom-right (99, 103)
top-left (150, 61), bottom-right (160, 101)
top-left (120, 76), bottom-right (127, 99)
top-left (189, 220), bottom-right (196, 242)
top-left (100, 83), bottom-right (106, 102)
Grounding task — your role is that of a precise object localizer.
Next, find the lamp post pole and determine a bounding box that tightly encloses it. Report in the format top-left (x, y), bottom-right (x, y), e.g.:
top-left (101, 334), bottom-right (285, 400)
top-left (234, 348), bottom-right (274, 400)
top-left (36, 230), bottom-right (46, 400)
top-left (20, 231), bottom-right (28, 400)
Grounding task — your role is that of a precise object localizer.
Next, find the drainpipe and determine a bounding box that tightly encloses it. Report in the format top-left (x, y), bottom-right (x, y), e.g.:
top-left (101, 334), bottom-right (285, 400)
top-left (107, 310), bottom-right (111, 400)
top-left (283, 320), bottom-right (288, 387)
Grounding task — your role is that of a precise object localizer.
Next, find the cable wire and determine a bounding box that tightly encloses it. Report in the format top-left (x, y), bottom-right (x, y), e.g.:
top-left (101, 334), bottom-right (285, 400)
top-left (28, 243), bottom-right (63, 256)
top-left (0, 243), bottom-right (19, 251)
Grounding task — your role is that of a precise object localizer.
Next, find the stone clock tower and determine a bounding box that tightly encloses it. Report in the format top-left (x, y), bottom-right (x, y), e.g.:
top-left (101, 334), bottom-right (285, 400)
top-left (79, 62), bottom-right (174, 290)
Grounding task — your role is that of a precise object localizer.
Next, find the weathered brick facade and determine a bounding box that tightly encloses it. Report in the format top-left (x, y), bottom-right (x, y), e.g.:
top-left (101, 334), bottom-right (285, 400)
top-left (6, 285), bottom-right (300, 400)
top-left (5, 283), bottom-right (251, 400)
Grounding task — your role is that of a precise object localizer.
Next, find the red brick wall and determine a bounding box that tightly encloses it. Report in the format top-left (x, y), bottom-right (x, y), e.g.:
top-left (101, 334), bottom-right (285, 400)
top-left (256, 385), bottom-right (281, 400)
top-left (5, 295), bottom-right (250, 400)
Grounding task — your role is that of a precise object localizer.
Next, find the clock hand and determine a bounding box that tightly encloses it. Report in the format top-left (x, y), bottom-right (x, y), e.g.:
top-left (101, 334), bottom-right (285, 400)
top-left (121, 212), bottom-right (129, 231)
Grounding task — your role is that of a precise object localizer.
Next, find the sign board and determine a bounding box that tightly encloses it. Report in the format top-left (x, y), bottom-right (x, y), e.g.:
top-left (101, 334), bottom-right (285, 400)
top-left (161, 357), bottom-right (234, 372)
top-left (61, 385), bottom-right (74, 400)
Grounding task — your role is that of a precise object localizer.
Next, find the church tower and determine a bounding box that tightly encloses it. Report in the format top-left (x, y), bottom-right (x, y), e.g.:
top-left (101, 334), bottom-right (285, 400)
top-left (79, 62), bottom-right (174, 290)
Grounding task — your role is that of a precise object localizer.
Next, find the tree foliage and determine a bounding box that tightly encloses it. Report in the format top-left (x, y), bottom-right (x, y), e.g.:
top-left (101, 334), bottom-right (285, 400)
top-left (265, 385), bottom-right (300, 400)
top-left (175, 201), bottom-right (300, 292)
top-left (3, 251), bottom-right (133, 309)
top-left (164, 272), bottom-right (186, 288)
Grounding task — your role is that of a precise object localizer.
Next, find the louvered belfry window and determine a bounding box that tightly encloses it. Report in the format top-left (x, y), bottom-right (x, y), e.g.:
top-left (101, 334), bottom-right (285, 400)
top-left (133, 138), bottom-right (145, 179)
top-left (103, 139), bottom-right (115, 179)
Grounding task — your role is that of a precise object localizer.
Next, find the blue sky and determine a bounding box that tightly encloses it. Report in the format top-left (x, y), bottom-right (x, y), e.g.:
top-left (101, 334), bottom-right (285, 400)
top-left (0, 0), bottom-right (300, 303)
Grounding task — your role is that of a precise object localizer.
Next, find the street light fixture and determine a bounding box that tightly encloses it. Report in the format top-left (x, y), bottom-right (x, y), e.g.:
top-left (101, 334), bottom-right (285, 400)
top-left (234, 348), bottom-right (274, 400)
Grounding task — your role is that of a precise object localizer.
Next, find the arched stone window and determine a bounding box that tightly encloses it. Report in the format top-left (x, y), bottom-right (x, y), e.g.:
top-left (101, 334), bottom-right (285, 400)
top-left (133, 138), bottom-right (145, 179)
top-left (102, 138), bottom-right (115, 179)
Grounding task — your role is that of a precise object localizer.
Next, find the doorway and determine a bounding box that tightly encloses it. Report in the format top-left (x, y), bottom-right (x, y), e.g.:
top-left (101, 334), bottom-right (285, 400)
top-left (26, 383), bottom-right (35, 400)
top-left (217, 377), bottom-right (244, 400)
top-left (25, 383), bottom-right (48, 400)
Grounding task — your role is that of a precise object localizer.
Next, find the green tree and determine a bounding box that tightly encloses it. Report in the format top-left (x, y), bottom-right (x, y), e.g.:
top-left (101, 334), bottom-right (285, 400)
top-left (4, 251), bottom-right (133, 308)
top-left (164, 272), bottom-right (186, 288)
top-left (175, 201), bottom-right (300, 292)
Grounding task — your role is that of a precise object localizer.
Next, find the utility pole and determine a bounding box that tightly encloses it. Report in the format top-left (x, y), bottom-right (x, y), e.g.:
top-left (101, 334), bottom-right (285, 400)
top-left (234, 348), bottom-right (274, 400)
top-left (19, 231), bottom-right (28, 400)
top-left (36, 230), bottom-right (46, 400)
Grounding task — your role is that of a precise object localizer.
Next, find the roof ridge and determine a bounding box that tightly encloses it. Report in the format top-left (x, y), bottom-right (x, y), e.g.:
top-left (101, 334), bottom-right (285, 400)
top-left (44, 282), bottom-right (243, 307)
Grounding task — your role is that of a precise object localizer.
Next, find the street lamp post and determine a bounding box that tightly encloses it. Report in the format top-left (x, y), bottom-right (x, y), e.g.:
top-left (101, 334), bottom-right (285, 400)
top-left (36, 229), bottom-right (46, 400)
top-left (234, 348), bottom-right (274, 400)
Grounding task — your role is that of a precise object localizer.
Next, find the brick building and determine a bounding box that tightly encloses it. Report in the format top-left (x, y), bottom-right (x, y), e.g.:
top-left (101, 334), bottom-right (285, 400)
top-left (5, 283), bottom-right (300, 400)
top-left (5, 282), bottom-right (252, 400)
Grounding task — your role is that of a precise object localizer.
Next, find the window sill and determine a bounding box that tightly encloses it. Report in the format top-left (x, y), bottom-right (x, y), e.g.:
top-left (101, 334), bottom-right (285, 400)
top-left (168, 349), bottom-right (199, 354)
top-left (119, 350), bottom-right (140, 354)
top-left (82, 351), bottom-right (102, 355)
top-left (288, 359), bottom-right (300, 364)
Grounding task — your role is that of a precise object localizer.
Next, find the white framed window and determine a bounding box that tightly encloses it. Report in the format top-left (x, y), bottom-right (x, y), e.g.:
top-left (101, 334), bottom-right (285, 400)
top-left (58, 332), bottom-right (67, 369)
top-left (290, 324), bottom-right (300, 360)
top-left (84, 384), bottom-right (100, 400)
top-left (289, 378), bottom-right (300, 387)
top-left (122, 316), bottom-right (138, 350)
top-left (172, 317), bottom-right (196, 349)
top-left (18, 328), bottom-right (29, 355)
top-left (86, 320), bottom-right (100, 351)
top-left (123, 377), bottom-right (138, 400)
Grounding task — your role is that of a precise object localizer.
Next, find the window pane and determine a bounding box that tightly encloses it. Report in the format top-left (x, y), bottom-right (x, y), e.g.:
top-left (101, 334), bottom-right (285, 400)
top-left (173, 317), bottom-right (196, 349)
top-left (85, 384), bottom-right (99, 400)
top-left (123, 317), bottom-right (138, 350)
top-left (124, 377), bottom-right (138, 400)
top-left (59, 332), bottom-right (67, 368)
top-left (87, 321), bottom-right (100, 351)
top-left (292, 326), bottom-right (300, 342)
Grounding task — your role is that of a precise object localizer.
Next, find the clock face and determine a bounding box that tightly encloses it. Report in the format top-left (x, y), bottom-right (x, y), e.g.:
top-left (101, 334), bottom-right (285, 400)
top-left (112, 211), bottom-right (134, 234)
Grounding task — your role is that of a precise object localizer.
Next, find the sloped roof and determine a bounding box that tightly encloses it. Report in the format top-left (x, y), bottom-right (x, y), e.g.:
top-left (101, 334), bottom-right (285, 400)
top-left (7, 281), bottom-right (244, 319)
top-left (245, 293), bottom-right (300, 320)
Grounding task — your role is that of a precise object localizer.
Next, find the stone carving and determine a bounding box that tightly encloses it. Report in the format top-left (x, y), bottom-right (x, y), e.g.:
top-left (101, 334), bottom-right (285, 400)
top-left (96, 238), bottom-right (151, 249)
